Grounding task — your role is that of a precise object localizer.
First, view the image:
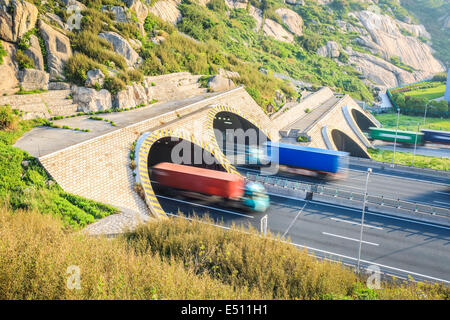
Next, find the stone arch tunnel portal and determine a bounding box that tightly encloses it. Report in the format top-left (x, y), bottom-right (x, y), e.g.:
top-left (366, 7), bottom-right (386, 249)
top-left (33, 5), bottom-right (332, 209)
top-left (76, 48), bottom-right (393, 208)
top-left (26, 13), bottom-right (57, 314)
top-left (331, 129), bottom-right (370, 158)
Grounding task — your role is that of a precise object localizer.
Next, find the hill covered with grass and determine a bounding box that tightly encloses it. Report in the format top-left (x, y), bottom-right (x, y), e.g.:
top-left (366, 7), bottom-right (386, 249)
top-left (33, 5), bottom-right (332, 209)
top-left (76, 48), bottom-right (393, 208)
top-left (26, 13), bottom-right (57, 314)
top-left (1, 206), bottom-right (449, 300)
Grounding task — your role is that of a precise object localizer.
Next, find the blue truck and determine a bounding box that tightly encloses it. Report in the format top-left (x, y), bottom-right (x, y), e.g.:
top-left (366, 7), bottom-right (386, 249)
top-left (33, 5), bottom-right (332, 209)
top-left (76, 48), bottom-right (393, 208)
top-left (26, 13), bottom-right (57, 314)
top-left (255, 142), bottom-right (349, 179)
top-left (420, 129), bottom-right (450, 145)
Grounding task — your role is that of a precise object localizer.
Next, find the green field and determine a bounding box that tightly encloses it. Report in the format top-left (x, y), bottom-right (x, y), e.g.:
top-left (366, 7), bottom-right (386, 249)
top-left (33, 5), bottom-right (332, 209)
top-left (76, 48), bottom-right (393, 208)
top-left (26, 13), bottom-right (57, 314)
top-left (374, 113), bottom-right (450, 131)
top-left (404, 84), bottom-right (446, 100)
top-left (368, 148), bottom-right (449, 171)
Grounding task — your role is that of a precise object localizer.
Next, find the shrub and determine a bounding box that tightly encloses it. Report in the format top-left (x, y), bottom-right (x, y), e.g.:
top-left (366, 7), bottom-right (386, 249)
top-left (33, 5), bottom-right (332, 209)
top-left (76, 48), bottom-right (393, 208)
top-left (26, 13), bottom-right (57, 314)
top-left (0, 105), bottom-right (18, 131)
top-left (64, 53), bottom-right (102, 85)
top-left (126, 68), bottom-right (144, 83)
top-left (71, 31), bottom-right (127, 70)
top-left (15, 50), bottom-right (35, 69)
top-left (0, 41), bottom-right (8, 65)
top-left (432, 72), bottom-right (448, 82)
top-left (103, 76), bottom-right (126, 95)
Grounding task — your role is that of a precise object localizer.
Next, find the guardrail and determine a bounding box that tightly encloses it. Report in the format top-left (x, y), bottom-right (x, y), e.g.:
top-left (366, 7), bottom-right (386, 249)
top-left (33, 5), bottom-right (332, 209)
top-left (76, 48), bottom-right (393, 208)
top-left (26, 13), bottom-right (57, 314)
top-left (349, 156), bottom-right (450, 179)
top-left (245, 172), bottom-right (450, 218)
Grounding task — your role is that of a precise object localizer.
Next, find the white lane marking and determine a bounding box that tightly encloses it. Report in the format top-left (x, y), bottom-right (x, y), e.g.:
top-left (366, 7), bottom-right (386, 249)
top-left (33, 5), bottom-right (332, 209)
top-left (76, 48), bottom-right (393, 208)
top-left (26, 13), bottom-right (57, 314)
top-left (282, 202), bottom-right (307, 238)
top-left (434, 200), bottom-right (450, 207)
top-left (288, 241), bottom-right (449, 284)
top-left (434, 191), bottom-right (450, 196)
top-left (156, 194), bottom-right (254, 218)
top-left (330, 217), bottom-right (384, 230)
top-left (322, 232), bottom-right (379, 246)
top-left (167, 210), bottom-right (449, 283)
top-left (266, 192), bottom-right (450, 231)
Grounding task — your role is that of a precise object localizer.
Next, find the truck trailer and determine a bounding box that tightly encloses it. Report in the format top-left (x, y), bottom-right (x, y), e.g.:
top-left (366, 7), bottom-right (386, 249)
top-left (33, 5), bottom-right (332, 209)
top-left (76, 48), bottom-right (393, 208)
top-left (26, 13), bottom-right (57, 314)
top-left (255, 142), bottom-right (349, 179)
top-left (368, 127), bottom-right (424, 145)
top-left (152, 162), bottom-right (270, 212)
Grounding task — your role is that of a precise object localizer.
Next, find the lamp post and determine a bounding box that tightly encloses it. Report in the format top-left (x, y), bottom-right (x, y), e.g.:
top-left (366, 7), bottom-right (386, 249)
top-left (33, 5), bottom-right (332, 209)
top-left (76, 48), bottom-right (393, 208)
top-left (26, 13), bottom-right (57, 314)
top-left (412, 122), bottom-right (420, 166)
top-left (357, 168), bottom-right (372, 273)
top-left (391, 108), bottom-right (400, 166)
top-left (423, 104), bottom-right (428, 128)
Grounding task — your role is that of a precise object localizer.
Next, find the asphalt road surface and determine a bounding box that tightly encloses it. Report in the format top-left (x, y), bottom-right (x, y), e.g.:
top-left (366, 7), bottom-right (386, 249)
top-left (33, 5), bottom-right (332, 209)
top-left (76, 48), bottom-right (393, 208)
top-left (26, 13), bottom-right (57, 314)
top-left (155, 188), bottom-right (450, 284)
top-left (236, 166), bottom-right (450, 210)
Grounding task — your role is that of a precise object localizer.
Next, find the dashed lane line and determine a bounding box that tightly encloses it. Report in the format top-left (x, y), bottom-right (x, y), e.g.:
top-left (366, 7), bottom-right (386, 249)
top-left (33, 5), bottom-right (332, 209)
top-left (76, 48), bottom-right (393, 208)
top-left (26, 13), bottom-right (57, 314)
top-left (330, 217), bottom-right (384, 230)
top-left (322, 232), bottom-right (379, 246)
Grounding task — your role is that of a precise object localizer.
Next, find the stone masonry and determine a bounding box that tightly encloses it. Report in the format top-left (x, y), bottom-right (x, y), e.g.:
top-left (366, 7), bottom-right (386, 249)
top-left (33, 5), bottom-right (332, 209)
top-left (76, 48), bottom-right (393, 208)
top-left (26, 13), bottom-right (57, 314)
top-left (38, 87), bottom-right (272, 216)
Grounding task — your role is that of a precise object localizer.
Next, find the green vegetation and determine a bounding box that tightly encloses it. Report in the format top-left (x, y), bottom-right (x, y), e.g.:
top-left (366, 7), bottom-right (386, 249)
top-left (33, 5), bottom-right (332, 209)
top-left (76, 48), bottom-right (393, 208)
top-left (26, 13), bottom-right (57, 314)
top-left (16, 88), bottom-right (48, 95)
top-left (0, 207), bottom-right (260, 300)
top-left (88, 116), bottom-right (116, 126)
top-left (15, 50), bottom-right (35, 70)
top-left (368, 148), bottom-right (449, 171)
top-left (1, 207), bottom-right (447, 299)
top-left (0, 106), bottom-right (117, 228)
top-left (390, 56), bottom-right (415, 73)
top-left (401, 0), bottom-right (450, 67)
top-left (404, 84), bottom-right (446, 100)
top-left (374, 113), bottom-right (450, 132)
top-left (0, 41), bottom-right (7, 65)
top-left (389, 80), bottom-right (449, 117)
top-left (126, 215), bottom-right (449, 299)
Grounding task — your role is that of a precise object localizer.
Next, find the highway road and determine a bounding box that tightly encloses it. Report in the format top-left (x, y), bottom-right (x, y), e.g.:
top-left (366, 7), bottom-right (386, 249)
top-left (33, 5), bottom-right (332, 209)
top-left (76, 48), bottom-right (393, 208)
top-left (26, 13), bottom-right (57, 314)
top-left (155, 189), bottom-right (450, 284)
top-left (235, 166), bottom-right (450, 209)
top-left (374, 143), bottom-right (450, 158)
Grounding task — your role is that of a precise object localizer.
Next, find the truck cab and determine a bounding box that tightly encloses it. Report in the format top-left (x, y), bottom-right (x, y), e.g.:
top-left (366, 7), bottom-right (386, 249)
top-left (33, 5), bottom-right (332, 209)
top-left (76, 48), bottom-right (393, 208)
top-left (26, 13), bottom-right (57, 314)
top-left (242, 182), bottom-right (270, 212)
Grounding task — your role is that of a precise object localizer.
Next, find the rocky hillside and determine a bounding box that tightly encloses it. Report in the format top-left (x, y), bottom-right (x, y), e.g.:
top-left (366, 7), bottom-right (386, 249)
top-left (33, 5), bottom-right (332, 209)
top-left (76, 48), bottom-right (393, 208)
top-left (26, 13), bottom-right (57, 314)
top-left (0, 0), bottom-right (446, 112)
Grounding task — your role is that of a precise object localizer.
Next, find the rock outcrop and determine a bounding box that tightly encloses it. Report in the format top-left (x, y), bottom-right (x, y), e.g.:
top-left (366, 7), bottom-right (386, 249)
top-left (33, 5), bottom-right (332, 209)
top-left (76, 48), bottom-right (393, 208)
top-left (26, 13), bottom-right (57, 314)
top-left (24, 34), bottom-right (44, 71)
top-left (0, 0), bottom-right (38, 43)
top-left (285, 0), bottom-right (304, 5)
top-left (127, 0), bottom-right (149, 24)
top-left (224, 0), bottom-right (248, 10)
top-left (249, 6), bottom-right (263, 32)
top-left (103, 6), bottom-right (130, 23)
top-left (346, 47), bottom-right (424, 88)
top-left (19, 68), bottom-right (49, 91)
top-left (317, 41), bottom-right (340, 59)
top-left (0, 40), bottom-right (18, 93)
top-left (263, 19), bottom-right (294, 43)
top-left (354, 10), bottom-right (445, 76)
top-left (39, 20), bottom-right (72, 81)
top-left (148, 0), bottom-right (182, 26)
top-left (114, 82), bottom-right (148, 109)
top-left (98, 31), bottom-right (142, 67)
top-left (72, 86), bottom-right (112, 112)
top-left (275, 8), bottom-right (303, 36)
top-left (208, 74), bottom-right (235, 92)
top-left (85, 69), bottom-right (105, 88)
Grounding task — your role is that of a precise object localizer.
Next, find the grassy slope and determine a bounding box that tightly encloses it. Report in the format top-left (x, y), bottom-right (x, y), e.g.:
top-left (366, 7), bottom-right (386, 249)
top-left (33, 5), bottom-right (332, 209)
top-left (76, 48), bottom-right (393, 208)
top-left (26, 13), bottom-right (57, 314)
top-left (374, 113), bottom-right (450, 131)
top-left (0, 113), bottom-right (118, 228)
top-left (1, 207), bottom-right (448, 300)
top-left (405, 84), bottom-right (446, 100)
top-left (368, 148), bottom-right (449, 171)
top-left (401, 0), bottom-right (450, 67)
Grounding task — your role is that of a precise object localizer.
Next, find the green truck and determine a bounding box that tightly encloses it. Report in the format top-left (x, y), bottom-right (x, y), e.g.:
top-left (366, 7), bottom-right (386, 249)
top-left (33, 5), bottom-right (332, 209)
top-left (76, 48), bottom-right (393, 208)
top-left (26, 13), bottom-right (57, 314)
top-left (368, 127), bottom-right (424, 145)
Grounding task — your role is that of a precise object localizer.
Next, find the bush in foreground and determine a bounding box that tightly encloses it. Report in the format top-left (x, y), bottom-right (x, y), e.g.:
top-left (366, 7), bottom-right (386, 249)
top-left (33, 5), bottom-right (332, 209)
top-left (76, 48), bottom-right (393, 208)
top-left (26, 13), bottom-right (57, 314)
top-left (0, 207), bottom-right (263, 300)
top-left (0, 208), bottom-right (448, 299)
top-left (126, 215), bottom-right (449, 300)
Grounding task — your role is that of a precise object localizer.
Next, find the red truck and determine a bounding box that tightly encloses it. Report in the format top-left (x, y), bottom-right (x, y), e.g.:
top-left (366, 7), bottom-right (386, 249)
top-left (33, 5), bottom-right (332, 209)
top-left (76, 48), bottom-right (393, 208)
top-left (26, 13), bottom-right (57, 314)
top-left (152, 162), bottom-right (270, 212)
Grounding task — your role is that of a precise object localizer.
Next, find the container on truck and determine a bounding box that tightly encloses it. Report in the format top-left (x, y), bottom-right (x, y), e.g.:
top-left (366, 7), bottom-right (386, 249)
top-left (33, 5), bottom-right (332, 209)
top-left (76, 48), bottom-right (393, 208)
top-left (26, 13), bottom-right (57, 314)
top-left (152, 162), bottom-right (270, 212)
top-left (251, 142), bottom-right (349, 179)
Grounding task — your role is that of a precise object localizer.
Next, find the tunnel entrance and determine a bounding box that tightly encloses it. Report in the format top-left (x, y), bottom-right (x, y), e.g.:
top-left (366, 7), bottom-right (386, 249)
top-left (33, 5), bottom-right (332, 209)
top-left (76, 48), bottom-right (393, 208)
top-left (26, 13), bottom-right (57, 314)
top-left (213, 111), bottom-right (269, 156)
top-left (147, 137), bottom-right (225, 171)
top-left (331, 129), bottom-right (369, 158)
top-left (351, 109), bottom-right (377, 133)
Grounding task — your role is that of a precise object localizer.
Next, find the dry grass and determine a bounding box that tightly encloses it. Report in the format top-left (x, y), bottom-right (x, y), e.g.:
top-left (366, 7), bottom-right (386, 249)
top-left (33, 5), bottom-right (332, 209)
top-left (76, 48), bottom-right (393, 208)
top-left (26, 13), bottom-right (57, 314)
top-left (0, 207), bottom-right (448, 300)
top-left (0, 207), bottom-right (263, 300)
top-left (127, 215), bottom-right (450, 300)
